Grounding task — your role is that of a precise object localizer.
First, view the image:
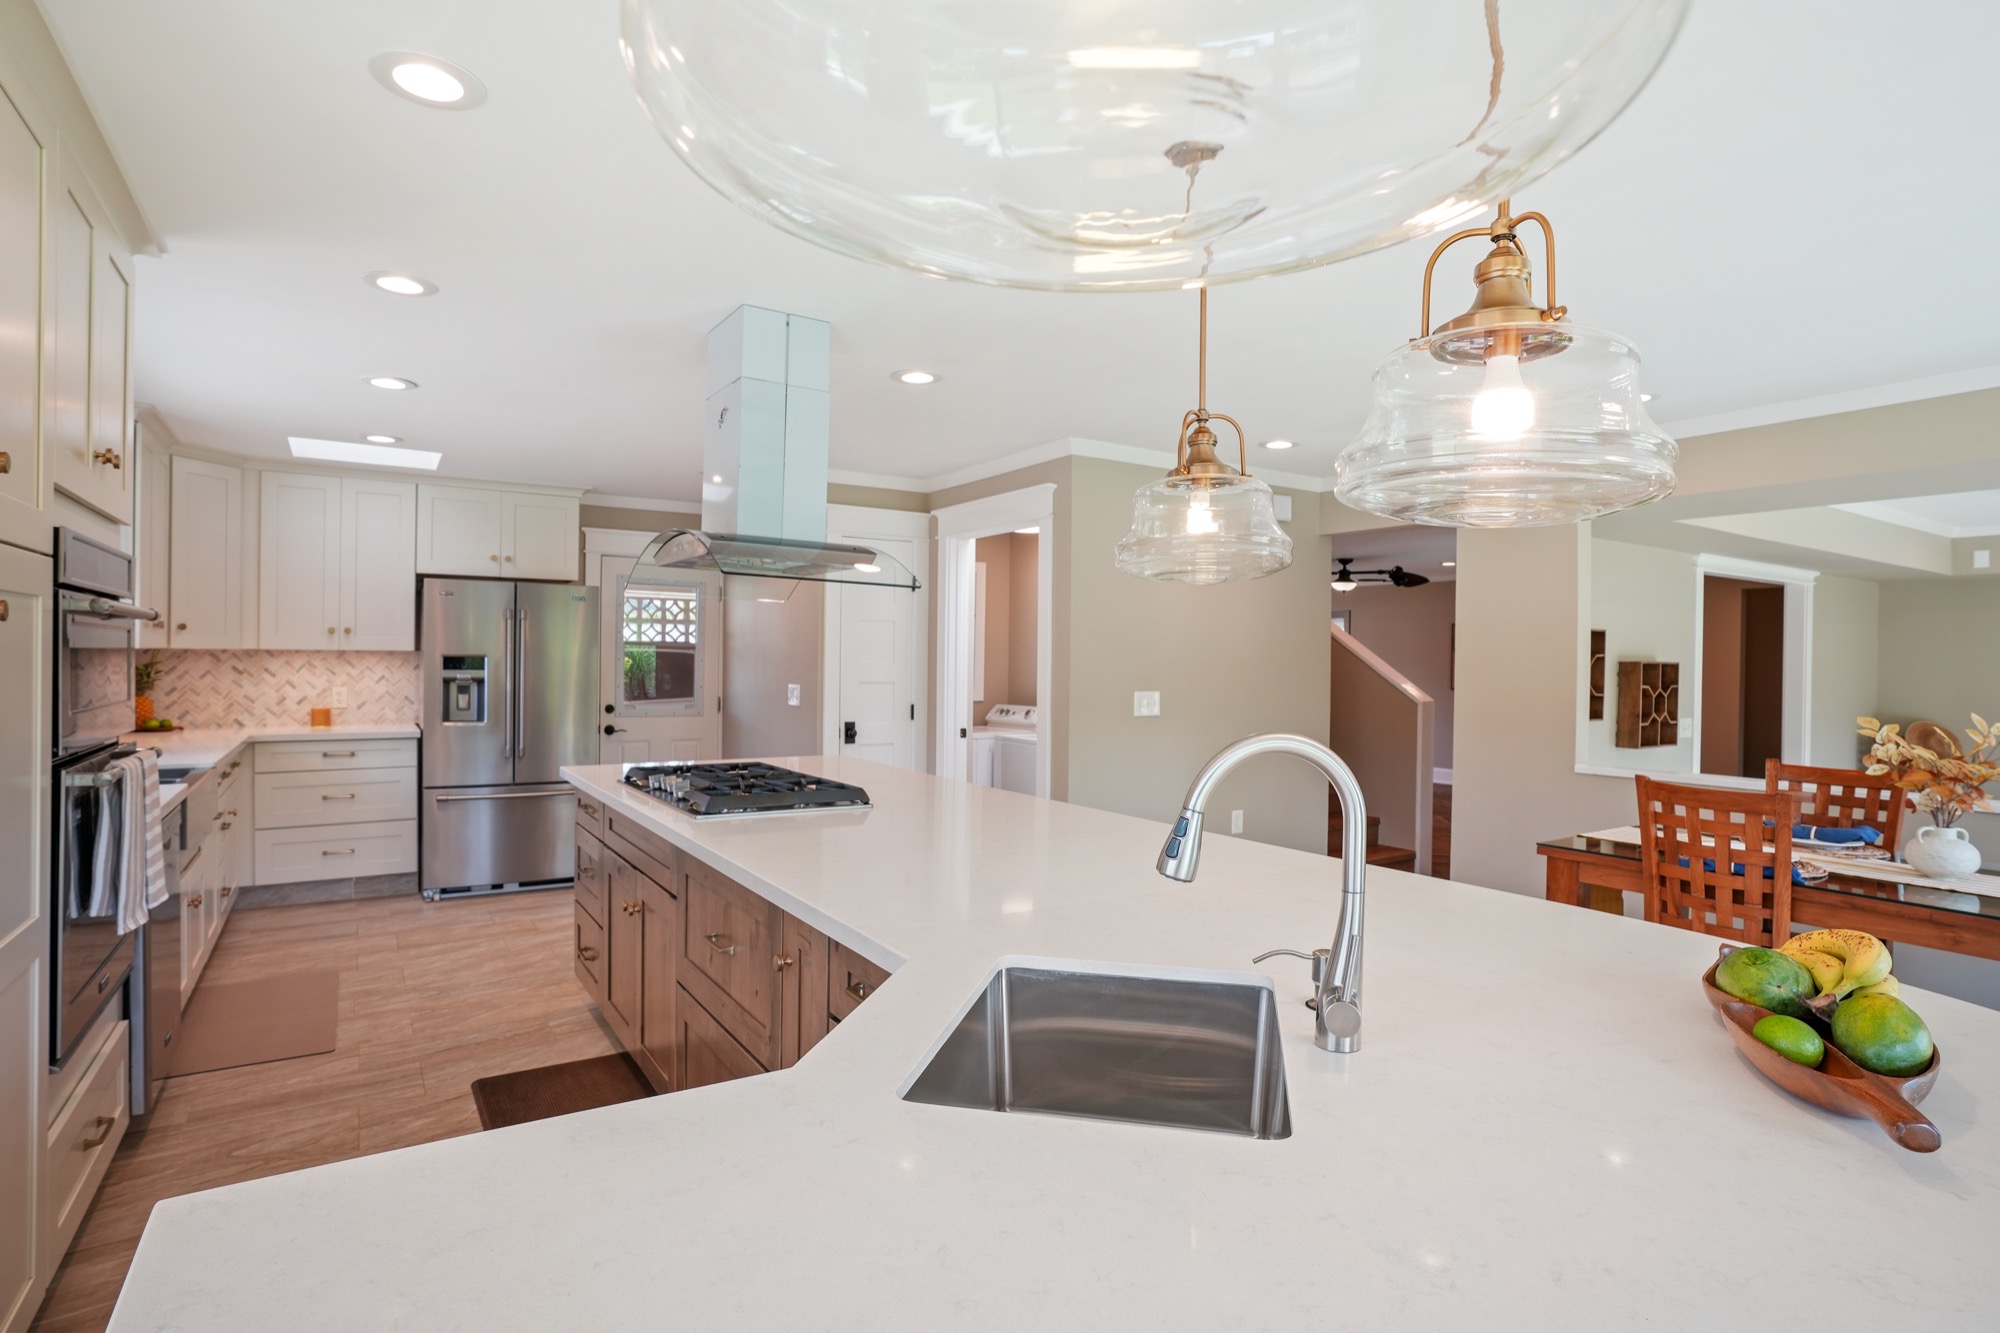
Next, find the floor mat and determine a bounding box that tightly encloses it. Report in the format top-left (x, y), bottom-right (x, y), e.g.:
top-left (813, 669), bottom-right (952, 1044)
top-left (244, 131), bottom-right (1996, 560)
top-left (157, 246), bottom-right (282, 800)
top-left (170, 970), bottom-right (340, 1077)
top-left (471, 1051), bottom-right (656, 1130)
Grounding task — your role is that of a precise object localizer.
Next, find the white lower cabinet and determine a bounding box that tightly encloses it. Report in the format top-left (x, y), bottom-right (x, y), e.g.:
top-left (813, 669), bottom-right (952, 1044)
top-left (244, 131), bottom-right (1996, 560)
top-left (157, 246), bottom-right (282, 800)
top-left (40, 1020), bottom-right (126, 1269)
top-left (252, 740), bottom-right (416, 883)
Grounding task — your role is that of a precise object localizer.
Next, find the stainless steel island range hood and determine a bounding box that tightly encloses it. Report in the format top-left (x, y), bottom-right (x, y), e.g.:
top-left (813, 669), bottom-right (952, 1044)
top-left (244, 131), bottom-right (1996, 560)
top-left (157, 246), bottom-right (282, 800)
top-left (634, 305), bottom-right (918, 596)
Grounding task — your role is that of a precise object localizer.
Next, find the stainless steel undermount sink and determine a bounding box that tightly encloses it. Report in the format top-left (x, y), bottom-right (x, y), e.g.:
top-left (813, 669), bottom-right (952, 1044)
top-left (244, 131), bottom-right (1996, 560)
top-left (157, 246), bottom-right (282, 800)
top-left (901, 962), bottom-right (1291, 1140)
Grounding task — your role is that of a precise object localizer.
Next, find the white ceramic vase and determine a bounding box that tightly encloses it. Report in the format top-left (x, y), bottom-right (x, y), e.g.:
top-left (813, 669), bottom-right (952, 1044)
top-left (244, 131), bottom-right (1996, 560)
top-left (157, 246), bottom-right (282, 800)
top-left (1903, 825), bottom-right (1982, 879)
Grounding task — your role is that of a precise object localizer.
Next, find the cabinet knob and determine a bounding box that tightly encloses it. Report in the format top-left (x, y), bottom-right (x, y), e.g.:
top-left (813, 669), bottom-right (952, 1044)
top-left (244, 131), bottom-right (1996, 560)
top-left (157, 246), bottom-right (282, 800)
top-left (344, 627), bottom-right (353, 635)
top-left (221, 885), bottom-right (232, 898)
top-left (92, 449), bottom-right (123, 469)
top-left (327, 626), bottom-right (335, 635)
top-left (774, 953), bottom-right (795, 971)
top-left (504, 555), bottom-right (513, 562)
top-left (490, 554), bottom-right (500, 563)
top-left (0, 451), bottom-right (9, 473)
top-left (176, 623), bottom-right (188, 631)
top-left (0, 600), bottom-right (7, 621)
top-left (187, 893), bottom-right (202, 908)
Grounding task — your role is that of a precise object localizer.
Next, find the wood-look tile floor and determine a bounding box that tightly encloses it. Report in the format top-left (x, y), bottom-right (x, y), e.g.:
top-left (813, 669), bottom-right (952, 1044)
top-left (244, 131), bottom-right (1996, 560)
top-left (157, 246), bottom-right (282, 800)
top-left (30, 891), bottom-right (616, 1333)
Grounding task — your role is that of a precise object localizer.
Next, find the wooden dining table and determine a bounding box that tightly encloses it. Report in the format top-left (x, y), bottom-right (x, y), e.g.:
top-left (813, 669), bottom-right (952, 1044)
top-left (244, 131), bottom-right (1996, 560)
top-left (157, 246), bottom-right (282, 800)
top-left (1537, 832), bottom-right (2000, 961)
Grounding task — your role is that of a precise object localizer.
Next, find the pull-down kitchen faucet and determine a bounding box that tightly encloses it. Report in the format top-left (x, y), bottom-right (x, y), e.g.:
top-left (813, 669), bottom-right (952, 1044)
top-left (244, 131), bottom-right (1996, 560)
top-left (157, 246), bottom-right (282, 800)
top-left (1155, 734), bottom-right (1368, 1053)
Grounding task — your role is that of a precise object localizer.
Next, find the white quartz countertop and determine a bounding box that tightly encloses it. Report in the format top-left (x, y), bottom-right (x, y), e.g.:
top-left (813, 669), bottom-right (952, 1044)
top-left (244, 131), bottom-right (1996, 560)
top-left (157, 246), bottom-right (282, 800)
top-left (110, 758), bottom-right (2000, 1330)
top-left (122, 723), bottom-right (420, 771)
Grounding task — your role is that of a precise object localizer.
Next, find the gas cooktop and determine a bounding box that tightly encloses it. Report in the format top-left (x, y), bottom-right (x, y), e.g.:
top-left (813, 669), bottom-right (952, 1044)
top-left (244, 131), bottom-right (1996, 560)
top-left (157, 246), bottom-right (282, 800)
top-left (620, 761), bottom-right (870, 818)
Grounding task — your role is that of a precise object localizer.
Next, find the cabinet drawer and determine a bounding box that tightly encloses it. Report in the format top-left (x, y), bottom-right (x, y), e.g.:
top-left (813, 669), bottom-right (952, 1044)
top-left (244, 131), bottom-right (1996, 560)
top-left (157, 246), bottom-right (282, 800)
top-left (604, 810), bottom-right (678, 894)
top-left (574, 901), bottom-right (605, 999)
top-left (254, 820), bottom-right (416, 883)
top-left (573, 787), bottom-right (607, 840)
top-left (253, 767), bottom-right (418, 829)
top-left (681, 860), bottom-right (782, 1062)
top-left (45, 1019), bottom-right (129, 1255)
top-left (828, 939), bottom-right (892, 1023)
top-left (678, 985), bottom-right (767, 1090)
top-left (574, 825), bottom-right (606, 923)
top-left (256, 738), bottom-right (416, 773)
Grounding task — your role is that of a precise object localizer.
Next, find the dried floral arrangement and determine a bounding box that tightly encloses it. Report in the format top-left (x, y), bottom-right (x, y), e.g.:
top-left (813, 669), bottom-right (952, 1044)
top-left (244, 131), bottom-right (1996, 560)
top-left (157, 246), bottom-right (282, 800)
top-left (1859, 714), bottom-right (2000, 828)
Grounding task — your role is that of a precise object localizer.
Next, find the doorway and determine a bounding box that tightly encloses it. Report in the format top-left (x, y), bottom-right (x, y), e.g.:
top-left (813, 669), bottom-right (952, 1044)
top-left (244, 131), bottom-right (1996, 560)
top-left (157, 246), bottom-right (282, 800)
top-left (1699, 575), bottom-right (1784, 778)
top-left (585, 529), bottom-right (723, 762)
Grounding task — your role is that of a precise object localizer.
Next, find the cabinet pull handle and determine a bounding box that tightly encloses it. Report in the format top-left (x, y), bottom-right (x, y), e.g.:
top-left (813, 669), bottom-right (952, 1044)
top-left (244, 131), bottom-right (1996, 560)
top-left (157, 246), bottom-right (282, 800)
top-left (321, 793), bottom-right (357, 800)
top-left (321, 848), bottom-right (356, 856)
top-left (181, 847), bottom-right (205, 874)
top-left (0, 451), bottom-right (9, 474)
top-left (92, 449), bottom-right (123, 469)
top-left (774, 953), bottom-right (795, 971)
top-left (704, 932), bottom-right (739, 957)
top-left (845, 979), bottom-right (872, 1003)
top-left (219, 821), bottom-right (232, 830)
top-left (187, 893), bottom-right (203, 908)
top-left (322, 751), bottom-right (358, 758)
top-left (576, 946), bottom-right (599, 962)
top-left (577, 865), bottom-right (594, 879)
top-left (579, 801), bottom-right (598, 816)
top-left (623, 901), bottom-right (640, 916)
top-left (221, 885), bottom-right (232, 898)
top-left (80, 1115), bottom-right (117, 1149)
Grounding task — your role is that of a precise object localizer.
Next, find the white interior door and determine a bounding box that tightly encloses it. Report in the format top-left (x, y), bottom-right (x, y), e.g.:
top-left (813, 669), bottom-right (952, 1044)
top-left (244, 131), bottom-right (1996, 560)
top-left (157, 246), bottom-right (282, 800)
top-left (824, 508), bottom-right (928, 772)
top-left (599, 554), bottom-right (722, 763)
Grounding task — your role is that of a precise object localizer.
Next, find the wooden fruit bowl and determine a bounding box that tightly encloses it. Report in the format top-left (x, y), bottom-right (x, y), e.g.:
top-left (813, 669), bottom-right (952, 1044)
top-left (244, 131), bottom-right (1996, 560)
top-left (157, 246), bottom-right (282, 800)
top-left (1702, 944), bottom-right (1942, 1153)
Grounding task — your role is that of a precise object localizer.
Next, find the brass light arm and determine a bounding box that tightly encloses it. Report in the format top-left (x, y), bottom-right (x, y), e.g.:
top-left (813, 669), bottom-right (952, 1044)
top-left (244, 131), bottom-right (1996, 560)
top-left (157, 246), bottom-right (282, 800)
top-left (1418, 225), bottom-right (1502, 337)
top-left (1508, 210), bottom-right (1564, 322)
top-left (1207, 411), bottom-right (1250, 475)
top-left (1416, 199), bottom-right (1566, 336)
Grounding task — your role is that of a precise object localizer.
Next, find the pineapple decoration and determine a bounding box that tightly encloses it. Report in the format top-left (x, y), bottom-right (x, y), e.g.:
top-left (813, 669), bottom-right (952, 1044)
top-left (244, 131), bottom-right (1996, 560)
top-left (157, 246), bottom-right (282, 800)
top-left (134, 652), bottom-right (161, 728)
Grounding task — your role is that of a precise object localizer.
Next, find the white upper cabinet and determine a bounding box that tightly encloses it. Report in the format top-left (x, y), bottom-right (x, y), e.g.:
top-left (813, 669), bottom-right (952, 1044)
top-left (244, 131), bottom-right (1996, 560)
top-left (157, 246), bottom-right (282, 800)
top-left (135, 422), bottom-right (170, 647)
top-left (416, 484), bottom-right (578, 581)
top-left (258, 471), bottom-right (341, 649)
top-left (259, 472), bottom-right (416, 651)
top-left (503, 491), bottom-right (580, 581)
top-left (340, 477), bottom-right (415, 650)
top-left (48, 160), bottom-right (131, 526)
top-left (0, 77), bottom-right (51, 554)
top-left (169, 455), bottom-right (243, 648)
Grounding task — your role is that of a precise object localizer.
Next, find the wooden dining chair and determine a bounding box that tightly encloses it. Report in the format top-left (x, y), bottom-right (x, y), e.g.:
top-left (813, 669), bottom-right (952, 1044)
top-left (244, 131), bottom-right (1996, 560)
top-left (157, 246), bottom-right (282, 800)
top-left (1635, 777), bottom-right (1804, 946)
top-left (1765, 759), bottom-right (1908, 850)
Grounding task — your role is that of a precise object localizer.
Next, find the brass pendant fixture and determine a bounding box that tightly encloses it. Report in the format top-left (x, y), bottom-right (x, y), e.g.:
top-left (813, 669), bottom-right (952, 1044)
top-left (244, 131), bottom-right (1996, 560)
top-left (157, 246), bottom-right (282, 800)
top-left (1332, 199), bottom-right (1677, 528)
top-left (1115, 288), bottom-right (1293, 584)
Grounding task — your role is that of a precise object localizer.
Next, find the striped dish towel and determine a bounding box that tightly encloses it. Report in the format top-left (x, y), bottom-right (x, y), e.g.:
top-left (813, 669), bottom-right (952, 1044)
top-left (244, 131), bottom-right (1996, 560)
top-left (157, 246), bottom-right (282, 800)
top-left (114, 750), bottom-right (168, 934)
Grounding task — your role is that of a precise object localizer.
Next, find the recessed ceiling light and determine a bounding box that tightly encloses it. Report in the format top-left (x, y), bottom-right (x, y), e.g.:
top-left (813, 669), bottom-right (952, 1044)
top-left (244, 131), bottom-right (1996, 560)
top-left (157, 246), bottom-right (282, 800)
top-left (893, 370), bottom-right (937, 385)
top-left (1261, 439), bottom-right (1296, 450)
top-left (1442, 560), bottom-right (1456, 567)
top-left (289, 437), bottom-right (441, 470)
top-left (853, 562), bottom-right (882, 574)
top-left (366, 376), bottom-right (418, 391)
top-left (1013, 527), bottom-right (1040, 535)
top-left (368, 52), bottom-right (488, 110)
top-left (1640, 392), bottom-right (1657, 403)
top-left (365, 272), bottom-right (437, 297)
top-left (364, 434), bottom-right (400, 445)
top-left (709, 474), bottom-right (724, 484)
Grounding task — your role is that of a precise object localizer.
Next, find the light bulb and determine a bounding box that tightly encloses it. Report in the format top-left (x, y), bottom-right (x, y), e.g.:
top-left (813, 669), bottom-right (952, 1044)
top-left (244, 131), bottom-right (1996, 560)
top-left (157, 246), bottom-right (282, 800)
top-left (1470, 354), bottom-right (1536, 440)
top-left (1185, 491), bottom-right (1219, 536)
top-left (1332, 579), bottom-right (1358, 592)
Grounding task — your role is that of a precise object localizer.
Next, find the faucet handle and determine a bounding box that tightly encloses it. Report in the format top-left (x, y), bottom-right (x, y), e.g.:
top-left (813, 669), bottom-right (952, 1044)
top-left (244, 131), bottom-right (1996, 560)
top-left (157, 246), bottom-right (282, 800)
top-left (1252, 947), bottom-right (1328, 987)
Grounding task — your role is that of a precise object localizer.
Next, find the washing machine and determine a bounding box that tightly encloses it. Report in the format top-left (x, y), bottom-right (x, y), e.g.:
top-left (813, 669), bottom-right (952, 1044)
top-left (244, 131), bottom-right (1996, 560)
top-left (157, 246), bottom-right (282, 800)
top-left (968, 704), bottom-right (1038, 795)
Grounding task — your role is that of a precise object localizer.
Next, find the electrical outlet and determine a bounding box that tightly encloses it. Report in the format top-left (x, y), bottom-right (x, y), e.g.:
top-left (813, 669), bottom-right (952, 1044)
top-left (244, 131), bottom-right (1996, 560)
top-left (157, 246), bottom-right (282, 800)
top-left (331, 686), bottom-right (348, 709)
top-left (786, 683), bottom-right (801, 707)
top-left (1133, 690), bottom-right (1161, 717)
top-left (1230, 810), bottom-right (1244, 834)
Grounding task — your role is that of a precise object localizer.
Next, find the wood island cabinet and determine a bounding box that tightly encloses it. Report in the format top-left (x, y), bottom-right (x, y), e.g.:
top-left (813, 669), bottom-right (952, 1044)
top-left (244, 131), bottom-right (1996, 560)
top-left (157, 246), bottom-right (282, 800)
top-left (570, 801), bottom-right (890, 1096)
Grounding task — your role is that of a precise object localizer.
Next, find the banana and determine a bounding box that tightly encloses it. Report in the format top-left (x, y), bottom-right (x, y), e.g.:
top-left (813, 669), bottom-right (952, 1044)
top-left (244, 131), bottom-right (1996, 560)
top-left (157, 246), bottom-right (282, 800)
top-left (1789, 949), bottom-right (1847, 996)
top-left (1853, 974), bottom-right (1901, 998)
top-left (1779, 929), bottom-right (1892, 997)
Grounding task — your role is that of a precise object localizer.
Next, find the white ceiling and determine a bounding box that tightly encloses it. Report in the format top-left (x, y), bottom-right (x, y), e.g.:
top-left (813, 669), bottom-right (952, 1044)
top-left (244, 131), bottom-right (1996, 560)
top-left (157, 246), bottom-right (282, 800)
top-left (1836, 490), bottom-right (2000, 539)
top-left (40, 1), bottom-right (2000, 500)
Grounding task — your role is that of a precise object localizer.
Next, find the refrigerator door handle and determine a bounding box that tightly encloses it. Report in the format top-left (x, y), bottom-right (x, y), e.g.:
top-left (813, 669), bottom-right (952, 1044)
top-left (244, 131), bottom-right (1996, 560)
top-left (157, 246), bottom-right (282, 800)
top-left (500, 609), bottom-right (513, 759)
top-left (515, 609), bottom-right (528, 762)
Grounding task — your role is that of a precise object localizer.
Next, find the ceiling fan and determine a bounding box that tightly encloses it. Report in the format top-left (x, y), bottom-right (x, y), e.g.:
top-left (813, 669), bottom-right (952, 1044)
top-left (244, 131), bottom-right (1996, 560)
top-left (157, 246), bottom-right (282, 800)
top-left (1331, 558), bottom-right (1430, 591)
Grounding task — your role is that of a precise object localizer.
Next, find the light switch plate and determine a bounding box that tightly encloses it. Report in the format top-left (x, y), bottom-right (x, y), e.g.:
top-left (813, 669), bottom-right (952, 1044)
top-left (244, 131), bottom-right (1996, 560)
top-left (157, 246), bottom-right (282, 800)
top-left (1273, 495), bottom-right (1293, 523)
top-left (1230, 810), bottom-right (1244, 834)
top-left (1976, 548), bottom-right (1992, 570)
top-left (1133, 690), bottom-right (1161, 717)
top-left (331, 686), bottom-right (348, 708)
top-left (786, 683), bottom-right (801, 706)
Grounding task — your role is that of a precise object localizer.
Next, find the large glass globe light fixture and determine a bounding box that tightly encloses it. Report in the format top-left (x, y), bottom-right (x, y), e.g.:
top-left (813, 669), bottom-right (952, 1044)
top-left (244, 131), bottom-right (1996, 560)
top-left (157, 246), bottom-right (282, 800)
top-left (1332, 201), bottom-right (1676, 527)
top-left (620, 0), bottom-right (1691, 291)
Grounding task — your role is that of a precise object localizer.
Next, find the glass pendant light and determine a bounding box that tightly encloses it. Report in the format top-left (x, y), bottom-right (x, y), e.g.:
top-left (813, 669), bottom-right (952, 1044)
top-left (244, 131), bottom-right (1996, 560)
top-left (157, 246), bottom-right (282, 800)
top-left (620, 0), bottom-right (1690, 291)
top-left (1116, 289), bottom-right (1292, 584)
top-left (1332, 200), bottom-right (1677, 527)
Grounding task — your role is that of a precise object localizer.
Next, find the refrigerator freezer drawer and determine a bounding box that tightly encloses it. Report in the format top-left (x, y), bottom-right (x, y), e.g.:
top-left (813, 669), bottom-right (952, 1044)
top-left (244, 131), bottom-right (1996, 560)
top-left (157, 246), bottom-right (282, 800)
top-left (255, 820), bottom-right (418, 884)
top-left (256, 738), bottom-right (417, 774)
top-left (421, 785), bottom-right (577, 892)
top-left (253, 767), bottom-right (419, 830)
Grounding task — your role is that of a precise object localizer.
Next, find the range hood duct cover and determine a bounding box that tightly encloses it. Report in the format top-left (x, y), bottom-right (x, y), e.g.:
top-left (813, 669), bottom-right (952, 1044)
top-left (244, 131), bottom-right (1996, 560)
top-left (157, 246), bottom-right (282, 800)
top-left (655, 304), bottom-right (918, 593)
top-left (636, 529), bottom-right (919, 591)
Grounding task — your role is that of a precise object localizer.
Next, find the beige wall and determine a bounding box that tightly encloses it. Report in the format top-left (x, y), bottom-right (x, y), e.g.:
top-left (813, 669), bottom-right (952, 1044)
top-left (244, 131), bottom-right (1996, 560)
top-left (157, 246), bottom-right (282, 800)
top-left (827, 482), bottom-right (930, 513)
top-left (1810, 574), bottom-right (1880, 769)
top-left (1008, 532), bottom-right (1039, 706)
top-left (580, 503), bottom-right (698, 534)
top-left (1330, 579), bottom-right (1455, 771)
top-left (1586, 539), bottom-right (1697, 771)
top-left (1061, 458), bottom-right (1332, 854)
top-left (972, 534), bottom-right (1015, 723)
top-left (723, 583), bottom-right (824, 760)
top-left (1877, 577), bottom-right (2000, 865)
top-left (1329, 635), bottom-right (1426, 852)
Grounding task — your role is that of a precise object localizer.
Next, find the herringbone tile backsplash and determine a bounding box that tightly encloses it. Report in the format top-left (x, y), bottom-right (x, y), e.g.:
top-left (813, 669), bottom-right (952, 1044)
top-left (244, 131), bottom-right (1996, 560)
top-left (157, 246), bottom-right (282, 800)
top-left (147, 651), bottom-right (422, 728)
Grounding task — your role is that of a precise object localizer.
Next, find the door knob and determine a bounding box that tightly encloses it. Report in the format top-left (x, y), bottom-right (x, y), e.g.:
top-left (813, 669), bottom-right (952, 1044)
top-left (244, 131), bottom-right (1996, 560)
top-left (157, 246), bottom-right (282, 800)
top-left (843, 721), bottom-right (857, 744)
top-left (604, 724), bottom-right (626, 736)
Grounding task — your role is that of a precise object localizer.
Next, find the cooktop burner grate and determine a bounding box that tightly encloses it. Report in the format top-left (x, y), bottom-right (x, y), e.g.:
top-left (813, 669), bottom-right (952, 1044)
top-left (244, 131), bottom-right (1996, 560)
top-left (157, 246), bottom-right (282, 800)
top-left (620, 762), bottom-right (871, 817)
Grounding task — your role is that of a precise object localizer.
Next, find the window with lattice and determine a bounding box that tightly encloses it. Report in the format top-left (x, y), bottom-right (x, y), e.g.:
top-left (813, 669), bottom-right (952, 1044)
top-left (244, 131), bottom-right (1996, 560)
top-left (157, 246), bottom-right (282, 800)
top-left (620, 588), bottom-right (700, 712)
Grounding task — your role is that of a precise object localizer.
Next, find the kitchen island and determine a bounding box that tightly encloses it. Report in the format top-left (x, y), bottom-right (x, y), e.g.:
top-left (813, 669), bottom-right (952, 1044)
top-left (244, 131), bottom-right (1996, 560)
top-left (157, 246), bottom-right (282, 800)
top-left (109, 758), bottom-right (1998, 1329)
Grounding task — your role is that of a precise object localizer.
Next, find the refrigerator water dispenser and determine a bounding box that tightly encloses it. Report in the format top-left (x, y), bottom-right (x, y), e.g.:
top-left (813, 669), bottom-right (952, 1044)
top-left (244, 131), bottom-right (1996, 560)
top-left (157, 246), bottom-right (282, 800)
top-left (440, 656), bottom-right (488, 722)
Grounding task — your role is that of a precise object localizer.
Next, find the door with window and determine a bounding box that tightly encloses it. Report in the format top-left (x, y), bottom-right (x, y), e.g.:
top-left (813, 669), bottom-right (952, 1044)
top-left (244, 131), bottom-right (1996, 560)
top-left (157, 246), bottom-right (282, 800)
top-left (599, 558), bottom-right (722, 763)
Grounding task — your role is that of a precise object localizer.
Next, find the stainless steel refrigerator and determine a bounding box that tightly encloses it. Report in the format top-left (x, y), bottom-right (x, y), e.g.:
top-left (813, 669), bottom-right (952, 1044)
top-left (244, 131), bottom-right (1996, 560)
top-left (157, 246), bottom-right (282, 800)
top-left (419, 578), bottom-right (598, 899)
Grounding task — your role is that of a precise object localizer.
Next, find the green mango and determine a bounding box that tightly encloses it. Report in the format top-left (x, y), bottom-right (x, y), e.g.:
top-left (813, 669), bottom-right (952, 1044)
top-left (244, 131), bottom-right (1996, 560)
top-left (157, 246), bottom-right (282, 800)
top-left (1714, 947), bottom-right (1816, 1020)
top-left (1830, 994), bottom-right (1934, 1078)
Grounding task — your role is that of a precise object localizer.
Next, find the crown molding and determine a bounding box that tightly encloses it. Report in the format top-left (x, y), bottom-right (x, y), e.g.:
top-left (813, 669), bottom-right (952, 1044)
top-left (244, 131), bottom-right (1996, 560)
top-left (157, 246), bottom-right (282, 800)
top-left (1658, 365), bottom-right (2000, 440)
top-left (833, 437), bottom-right (1335, 498)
